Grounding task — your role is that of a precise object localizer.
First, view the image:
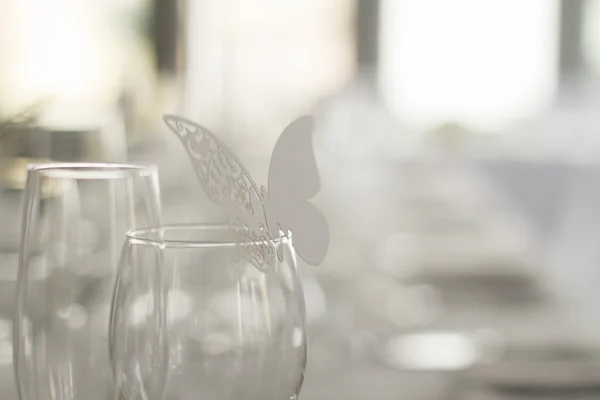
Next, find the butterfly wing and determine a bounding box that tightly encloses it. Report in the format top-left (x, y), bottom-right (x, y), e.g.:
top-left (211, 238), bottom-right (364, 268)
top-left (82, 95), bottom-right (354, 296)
top-left (231, 205), bottom-right (276, 272)
top-left (268, 116), bottom-right (320, 202)
top-left (164, 115), bottom-right (264, 214)
top-left (270, 200), bottom-right (329, 266)
top-left (267, 116), bottom-right (329, 265)
top-left (164, 115), bottom-right (275, 270)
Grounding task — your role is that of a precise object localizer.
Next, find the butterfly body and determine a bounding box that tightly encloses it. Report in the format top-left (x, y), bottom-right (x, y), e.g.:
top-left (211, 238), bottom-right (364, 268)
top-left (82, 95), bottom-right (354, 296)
top-left (165, 115), bottom-right (329, 272)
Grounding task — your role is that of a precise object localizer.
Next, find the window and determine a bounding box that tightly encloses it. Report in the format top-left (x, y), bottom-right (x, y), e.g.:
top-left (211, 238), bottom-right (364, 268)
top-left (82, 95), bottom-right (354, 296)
top-left (183, 0), bottom-right (357, 155)
top-left (378, 0), bottom-right (560, 133)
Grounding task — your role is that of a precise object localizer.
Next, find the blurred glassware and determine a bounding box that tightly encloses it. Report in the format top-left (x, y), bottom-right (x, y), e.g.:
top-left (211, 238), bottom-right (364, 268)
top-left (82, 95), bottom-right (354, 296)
top-left (0, 104), bottom-right (49, 399)
top-left (0, 103), bottom-right (130, 294)
top-left (110, 225), bottom-right (307, 400)
top-left (0, 99), bottom-right (129, 192)
top-left (14, 163), bottom-right (161, 400)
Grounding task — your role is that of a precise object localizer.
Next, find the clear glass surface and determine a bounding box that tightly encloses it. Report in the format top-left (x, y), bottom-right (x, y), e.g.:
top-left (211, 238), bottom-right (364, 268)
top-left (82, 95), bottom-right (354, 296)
top-left (14, 163), bottom-right (162, 400)
top-left (110, 224), bottom-right (308, 400)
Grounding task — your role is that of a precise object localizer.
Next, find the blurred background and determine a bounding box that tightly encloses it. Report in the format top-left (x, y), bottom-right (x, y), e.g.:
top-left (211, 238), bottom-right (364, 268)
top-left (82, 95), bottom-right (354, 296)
top-left (3, 0), bottom-right (600, 398)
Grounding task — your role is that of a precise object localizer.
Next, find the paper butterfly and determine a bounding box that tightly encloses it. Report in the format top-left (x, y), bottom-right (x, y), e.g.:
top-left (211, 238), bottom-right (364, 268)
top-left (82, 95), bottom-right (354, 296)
top-left (164, 115), bottom-right (329, 271)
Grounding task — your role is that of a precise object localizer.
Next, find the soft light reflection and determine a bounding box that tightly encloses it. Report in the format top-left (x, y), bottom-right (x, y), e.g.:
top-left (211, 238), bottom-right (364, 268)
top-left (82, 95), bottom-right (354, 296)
top-left (0, 0), bottom-right (122, 117)
top-left (583, 0), bottom-right (600, 76)
top-left (292, 327), bottom-right (304, 349)
top-left (130, 290), bottom-right (193, 326)
top-left (0, 340), bottom-right (12, 366)
top-left (385, 285), bottom-right (440, 327)
top-left (381, 331), bottom-right (478, 371)
top-left (167, 289), bottom-right (194, 322)
top-left (302, 277), bottom-right (326, 324)
top-left (377, 232), bottom-right (420, 279)
top-left (0, 319), bottom-right (10, 340)
top-left (216, 288), bottom-right (282, 328)
top-left (0, 319), bottom-right (12, 366)
top-left (355, 276), bottom-right (440, 327)
top-left (210, 291), bottom-right (242, 327)
top-left (57, 303), bottom-right (88, 330)
top-left (201, 332), bottom-right (232, 355)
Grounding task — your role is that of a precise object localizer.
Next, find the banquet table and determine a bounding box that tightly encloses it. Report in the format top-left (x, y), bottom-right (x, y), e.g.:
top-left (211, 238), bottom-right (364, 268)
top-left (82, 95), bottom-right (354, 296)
top-left (2, 156), bottom-right (600, 400)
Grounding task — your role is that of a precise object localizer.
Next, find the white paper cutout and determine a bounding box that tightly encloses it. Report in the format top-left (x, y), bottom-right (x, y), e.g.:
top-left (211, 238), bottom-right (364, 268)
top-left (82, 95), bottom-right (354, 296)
top-left (164, 115), bottom-right (329, 271)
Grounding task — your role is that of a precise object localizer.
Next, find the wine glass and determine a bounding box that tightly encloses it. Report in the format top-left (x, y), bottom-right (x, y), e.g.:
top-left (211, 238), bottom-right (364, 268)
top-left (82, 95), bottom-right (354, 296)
top-left (14, 163), bottom-right (162, 400)
top-left (110, 224), bottom-right (307, 400)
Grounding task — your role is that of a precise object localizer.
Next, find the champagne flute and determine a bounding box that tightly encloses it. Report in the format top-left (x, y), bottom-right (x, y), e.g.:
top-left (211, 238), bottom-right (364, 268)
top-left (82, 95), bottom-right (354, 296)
top-left (14, 163), bottom-right (162, 400)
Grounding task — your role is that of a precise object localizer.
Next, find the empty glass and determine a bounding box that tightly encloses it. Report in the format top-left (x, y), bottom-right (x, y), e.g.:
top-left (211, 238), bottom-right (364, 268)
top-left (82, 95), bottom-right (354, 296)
top-left (14, 163), bottom-right (162, 400)
top-left (110, 224), bottom-right (307, 400)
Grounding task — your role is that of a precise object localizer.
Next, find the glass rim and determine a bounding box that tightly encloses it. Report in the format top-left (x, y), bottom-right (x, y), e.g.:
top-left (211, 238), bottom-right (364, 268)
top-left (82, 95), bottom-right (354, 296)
top-left (126, 223), bottom-right (289, 248)
top-left (27, 162), bottom-right (158, 179)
